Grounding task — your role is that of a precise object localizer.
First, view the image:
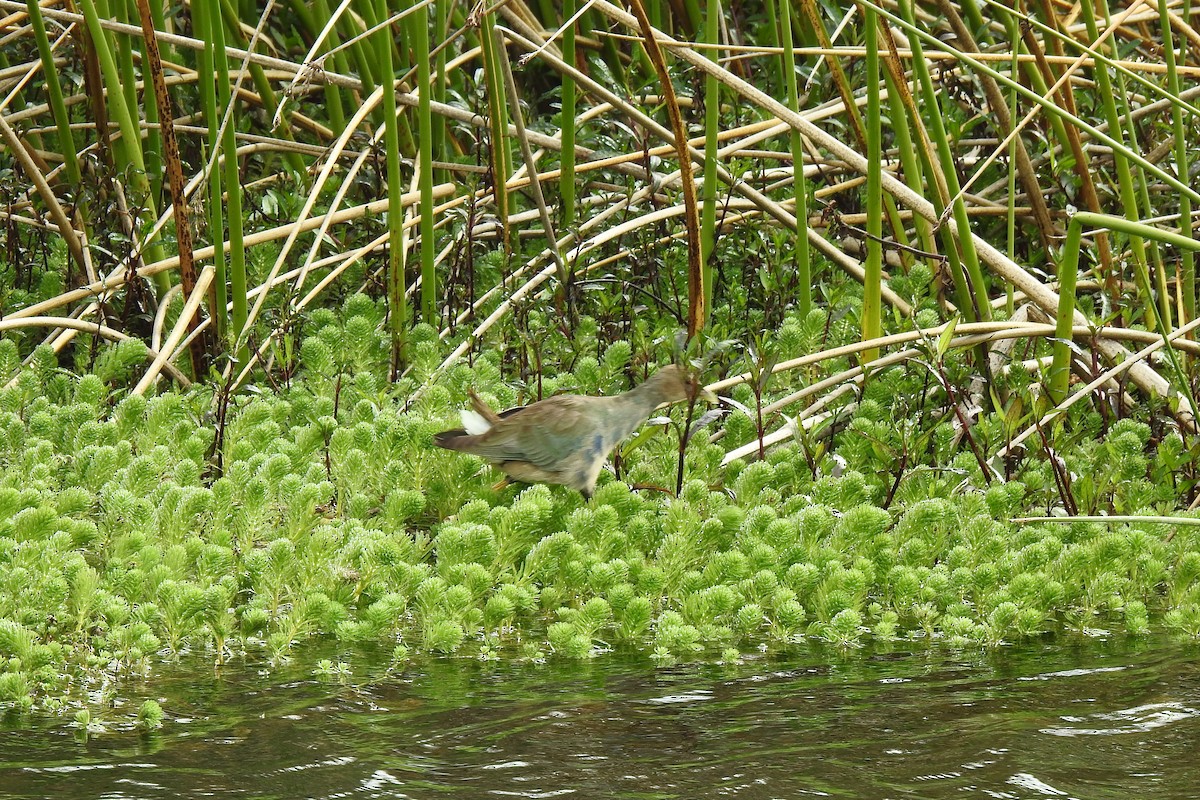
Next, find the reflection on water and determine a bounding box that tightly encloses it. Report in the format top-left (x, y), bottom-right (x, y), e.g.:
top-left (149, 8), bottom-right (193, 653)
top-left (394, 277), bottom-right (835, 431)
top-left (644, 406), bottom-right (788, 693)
top-left (1043, 701), bottom-right (1200, 737)
top-left (3, 636), bottom-right (1200, 799)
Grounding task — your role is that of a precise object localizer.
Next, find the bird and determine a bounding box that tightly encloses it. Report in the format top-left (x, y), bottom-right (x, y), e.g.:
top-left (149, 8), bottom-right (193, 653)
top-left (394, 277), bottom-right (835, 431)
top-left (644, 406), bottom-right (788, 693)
top-left (434, 364), bottom-right (716, 499)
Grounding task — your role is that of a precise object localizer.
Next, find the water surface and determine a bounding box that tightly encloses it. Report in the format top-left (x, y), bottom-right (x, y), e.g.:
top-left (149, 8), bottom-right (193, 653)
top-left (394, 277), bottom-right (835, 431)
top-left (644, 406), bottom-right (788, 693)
top-left (3, 636), bottom-right (1199, 799)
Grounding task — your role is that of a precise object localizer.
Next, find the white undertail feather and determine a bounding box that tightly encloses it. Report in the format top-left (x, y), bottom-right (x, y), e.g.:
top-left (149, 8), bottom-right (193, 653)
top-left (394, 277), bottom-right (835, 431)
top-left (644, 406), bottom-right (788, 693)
top-left (460, 408), bottom-right (492, 436)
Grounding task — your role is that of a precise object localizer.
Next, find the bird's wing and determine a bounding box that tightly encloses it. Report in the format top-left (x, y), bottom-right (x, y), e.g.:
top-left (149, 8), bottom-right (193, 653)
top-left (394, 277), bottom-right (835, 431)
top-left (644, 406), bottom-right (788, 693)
top-left (462, 396), bottom-right (599, 469)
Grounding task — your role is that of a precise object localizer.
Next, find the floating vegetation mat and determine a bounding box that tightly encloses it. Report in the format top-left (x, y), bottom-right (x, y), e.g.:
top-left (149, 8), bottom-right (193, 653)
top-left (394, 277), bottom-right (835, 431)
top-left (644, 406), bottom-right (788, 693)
top-left (2, 298), bottom-right (1199, 726)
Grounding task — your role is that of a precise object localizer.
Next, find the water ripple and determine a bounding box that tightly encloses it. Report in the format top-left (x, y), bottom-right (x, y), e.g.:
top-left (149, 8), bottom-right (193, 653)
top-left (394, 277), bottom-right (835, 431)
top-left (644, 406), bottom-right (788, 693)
top-left (4, 637), bottom-right (1199, 799)
top-left (1041, 701), bottom-right (1200, 736)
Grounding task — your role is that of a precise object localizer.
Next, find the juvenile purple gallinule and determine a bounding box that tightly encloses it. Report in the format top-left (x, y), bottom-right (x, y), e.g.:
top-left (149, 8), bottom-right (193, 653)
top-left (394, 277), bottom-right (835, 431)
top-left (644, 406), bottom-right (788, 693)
top-left (434, 365), bottom-right (714, 498)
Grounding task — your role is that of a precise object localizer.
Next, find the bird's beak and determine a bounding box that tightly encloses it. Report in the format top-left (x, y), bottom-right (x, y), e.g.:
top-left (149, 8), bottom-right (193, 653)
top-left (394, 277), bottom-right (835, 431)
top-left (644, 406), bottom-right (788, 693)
top-left (698, 386), bottom-right (718, 404)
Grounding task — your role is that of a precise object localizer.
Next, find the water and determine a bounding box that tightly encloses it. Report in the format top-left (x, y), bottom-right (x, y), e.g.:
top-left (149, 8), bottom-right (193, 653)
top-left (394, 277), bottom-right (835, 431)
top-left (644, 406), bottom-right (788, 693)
top-left (3, 636), bottom-right (1199, 799)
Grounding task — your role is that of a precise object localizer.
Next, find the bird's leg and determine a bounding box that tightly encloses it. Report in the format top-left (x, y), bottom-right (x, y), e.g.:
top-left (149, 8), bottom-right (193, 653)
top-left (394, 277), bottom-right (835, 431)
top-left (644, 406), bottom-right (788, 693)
top-left (490, 477), bottom-right (513, 493)
top-left (630, 482), bottom-right (675, 496)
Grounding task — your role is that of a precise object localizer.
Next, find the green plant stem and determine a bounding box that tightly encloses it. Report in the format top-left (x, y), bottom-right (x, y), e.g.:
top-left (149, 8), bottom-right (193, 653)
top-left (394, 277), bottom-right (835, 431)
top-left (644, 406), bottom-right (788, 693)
top-left (798, 0), bottom-right (909, 253)
top-left (1006, 11), bottom-right (1018, 317)
top-left (1073, 213), bottom-right (1200, 255)
top-left (861, 2), bottom-right (881, 363)
top-left (131, 0), bottom-right (161, 204)
top-left (495, 25), bottom-right (562, 286)
top-left (877, 31), bottom-right (924, 271)
top-left (113, 0), bottom-right (138, 128)
top-left (1158, 0), bottom-right (1194, 325)
top-left (354, 0), bottom-right (386, 123)
top-left (78, 0), bottom-right (169, 294)
top-left (934, 0), bottom-right (1054, 254)
top-left (194, 0), bottom-right (227, 339)
top-left (218, 0), bottom-right (308, 174)
top-left (433, 0), bottom-right (448, 187)
top-left (870, 0), bottom-right (1200, 206)
top-left (984, 0), bottom-right (1200, 121)
top-left (1070, 211), bottom-right (1200, 424)
top-left (379, 0), bottom-right (407, 373)
top-left (413, 0), bottom-right (435, 325)
top-left (1049, 217), bottom-right (1082, 404)
top-left (700, 0), bottom-right (720, 314)
top-left (763, 0), bottom-right (781, 88)
top-left (627, 0), bottom-right (704, 337)
top-left (306, 0), bottom-right (348, 133)
top-left (560, 0), bottom-right (577, 228)
top-left (897, 0), bottom-right (988, 324)
top-left (1078, 0), bottom-right (1153, 328)
top-left (286, 0), bottom-right (368, 124)
top-left (26, 0), bottom-right (79, 185)
top-left (206, 0), bottom-right (247, 359)
top-left (778, 0), bottom-right (810, 316)
top-left (479, 9), bottom-right (511, 253)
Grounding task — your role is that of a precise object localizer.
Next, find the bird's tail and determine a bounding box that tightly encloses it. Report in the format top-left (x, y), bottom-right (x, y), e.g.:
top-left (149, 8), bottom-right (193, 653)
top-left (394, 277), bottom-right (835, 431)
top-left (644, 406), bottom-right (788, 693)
top-left (434, 429), bottom-right (473, 450)
top-left (460, 407), bottom-right (493, 435)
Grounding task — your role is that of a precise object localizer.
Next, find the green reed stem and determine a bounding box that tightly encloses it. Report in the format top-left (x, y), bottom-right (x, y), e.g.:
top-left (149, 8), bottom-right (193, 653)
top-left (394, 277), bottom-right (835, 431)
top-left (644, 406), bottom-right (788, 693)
top-left (433, 0), bottom-right (448, 187)
top-left (355, 0), bottom-right (386, 124)
top-left (1159, 0), bottom-right (1194, 325)
top-left (878, 31), bottom-right (926, 271)
top-left (585, 5), bottom-right (625, 86)
top-left (1009, 21), bottom-right (1067, 175)
top-left (1074, 214), bottom-right (1200, 256)
top-left (413, 0), bottom-right (435, 325)
top-left (205, 0), bottom-right (246, 355)
top-left (139, 61), bottom-right (162, 202)
top-left (130, 0), bottom-right (161, 203)
top-left (897, 0), bottom-right (988, 324)
top-left (218, 0), bottom-right (307, 174)
top-left (778, 0), bottom-right (810, 316)
top-left (800, 0), bottom-right (909, 255)
top-left (1114, 72), bottom-right (1171, 328)
top-left (378, 0), bottom-right (407, 371)
top-left (683, 0), bottom-right (702, 34)
top-left (78, 0), bottom-right (168, 293)
top-left (700, 0), bottom-right (720, 313)
top-left (1006, 11), bottom-right (1018, 316)
top-left (983, 0), bottom-right (1200, 121)
top-left (306, 0), bottom-right (348, 133)
top-left (113, 0), bottom-right (137, 124)
top-left (763, 0), bottom-right (781, 89)
top-left (194, 0), bottom-right (227, 338)
top-left (1078, 0), bottom-right (1153, 328)
top-left (1071, 211), bottom-right (1200, 424)
top-left (560, 0), bottom-right (577, 228)
top-left (496, 26), bottom-right (562, 288)
top-left (289, 0), bottom-right (357, 131)
top-left (872, 0), bottom-right (1200, 206)
top-left (480, 9), bottom-right (512, 253)
top-left (1049, 217), bottom-right (1082, 404)
top-left (861, 2), bottom-right (881, 363)
top-left (26, 0), bottom-right (78, 186)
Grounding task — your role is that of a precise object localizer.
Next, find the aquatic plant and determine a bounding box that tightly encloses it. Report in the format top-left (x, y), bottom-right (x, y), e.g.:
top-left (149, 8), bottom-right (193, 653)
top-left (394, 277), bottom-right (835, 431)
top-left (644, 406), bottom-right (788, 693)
top-left (137, 700), bottom-right (165, 731)
top-left (0, 296), bottom-right (1198, 729)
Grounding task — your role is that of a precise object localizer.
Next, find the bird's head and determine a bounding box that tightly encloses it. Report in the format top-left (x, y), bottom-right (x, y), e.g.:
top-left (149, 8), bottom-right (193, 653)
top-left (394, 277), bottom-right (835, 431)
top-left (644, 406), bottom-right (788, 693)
top-left (647, 364), bottom-right (718, 405)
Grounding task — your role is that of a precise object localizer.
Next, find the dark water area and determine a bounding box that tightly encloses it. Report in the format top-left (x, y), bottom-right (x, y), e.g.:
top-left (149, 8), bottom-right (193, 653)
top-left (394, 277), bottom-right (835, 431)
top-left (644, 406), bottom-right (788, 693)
top-left (3, 636), bottom-right (1200, 799)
